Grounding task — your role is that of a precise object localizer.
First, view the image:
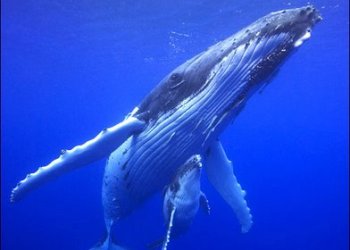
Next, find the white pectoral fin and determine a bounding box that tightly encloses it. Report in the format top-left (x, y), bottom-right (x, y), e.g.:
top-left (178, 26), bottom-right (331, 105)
top-left (162, 206), bottom-right (176, 250)
top-left (200, 191), bottom-right (211, 215)
top-left (204, 140), bottom-right (253, 233)
top-left (11, 116), bottom-right (146, 202)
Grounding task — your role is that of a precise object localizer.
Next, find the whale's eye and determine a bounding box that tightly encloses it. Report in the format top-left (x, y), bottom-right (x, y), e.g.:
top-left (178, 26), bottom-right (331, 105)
top-left (170, 73), bottom-right (181, 82)
top-left (170, 182), bottom-right (179, 192)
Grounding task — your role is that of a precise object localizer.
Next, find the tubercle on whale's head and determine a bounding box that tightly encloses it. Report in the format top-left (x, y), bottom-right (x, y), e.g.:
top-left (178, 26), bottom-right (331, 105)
top-left (258, 5), bottom-right (322, 46)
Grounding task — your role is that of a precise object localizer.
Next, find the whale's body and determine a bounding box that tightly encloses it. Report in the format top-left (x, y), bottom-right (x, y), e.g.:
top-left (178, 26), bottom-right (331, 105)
top-left (103, 6), bottom-right (321, 221)
top-left (11, 6), bottom-right (321, 249)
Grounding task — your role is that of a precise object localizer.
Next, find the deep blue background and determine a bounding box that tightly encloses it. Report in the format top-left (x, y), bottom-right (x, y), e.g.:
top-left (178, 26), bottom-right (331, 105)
top-left (1, 0), bottom-right (349, 249)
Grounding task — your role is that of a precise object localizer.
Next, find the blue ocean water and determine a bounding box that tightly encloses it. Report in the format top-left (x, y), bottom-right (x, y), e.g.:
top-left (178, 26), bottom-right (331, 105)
top-left (1, 0), bottom-right (349, 249)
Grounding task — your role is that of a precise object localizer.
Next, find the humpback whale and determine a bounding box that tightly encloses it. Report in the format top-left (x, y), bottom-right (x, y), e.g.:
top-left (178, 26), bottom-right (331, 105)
top-left (11, 5), bottom-right (321, 249)
top-left (149, 155), bottom-right (210, 250)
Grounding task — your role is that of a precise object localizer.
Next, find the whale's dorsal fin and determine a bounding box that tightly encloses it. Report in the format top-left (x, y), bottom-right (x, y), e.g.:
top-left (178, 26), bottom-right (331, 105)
top-left (200, 191), bottom-right (211, 215)
top-left (162, 205), bottom-right (176, 250)
top-left (204, 140), bottom-right (253, 233)
top-left (11, 115), bottom-right (146, 202)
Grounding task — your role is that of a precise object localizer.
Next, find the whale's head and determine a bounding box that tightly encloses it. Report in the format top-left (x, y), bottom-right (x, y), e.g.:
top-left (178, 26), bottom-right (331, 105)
top-left (137, 6), bottom-right (321, 121)
top-left (168, 155), bottom-right (202, 197)
top-left (249, 5), bottom-right (322, 48)
top-left (234, 5), bottom-right (322, 85)
top-left (177, 155), bottom-right (202, 188)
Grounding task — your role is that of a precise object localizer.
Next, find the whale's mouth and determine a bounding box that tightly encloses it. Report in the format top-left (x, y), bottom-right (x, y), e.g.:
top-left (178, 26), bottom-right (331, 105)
top-left (294, 29), bottom-right (312, 47)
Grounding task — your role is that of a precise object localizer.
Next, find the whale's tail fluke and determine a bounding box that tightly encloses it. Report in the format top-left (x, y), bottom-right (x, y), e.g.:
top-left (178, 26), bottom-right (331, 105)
top-left (10, 115), bottom-right (146, 202)
top-left (90, 234), bottom-right (126, 250)
top-left (91, 219), bottom-right (128, 250)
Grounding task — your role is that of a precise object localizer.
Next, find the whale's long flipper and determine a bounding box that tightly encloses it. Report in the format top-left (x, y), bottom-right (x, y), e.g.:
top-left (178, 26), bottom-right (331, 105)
top-left (147, 206), bottom-right (176, 250)
top-left (200, 191), bottom-right (211, 215)
top-left (204, 140), bottom-right (253, 233)
top-left (11, 116), bottom-right (146, 202)
top-left (162, 206), bottom-right (176, 250)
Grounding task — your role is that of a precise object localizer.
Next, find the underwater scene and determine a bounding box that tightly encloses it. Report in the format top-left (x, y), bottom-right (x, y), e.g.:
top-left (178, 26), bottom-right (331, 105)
top-left (1, 0), bottom-right (349, 249)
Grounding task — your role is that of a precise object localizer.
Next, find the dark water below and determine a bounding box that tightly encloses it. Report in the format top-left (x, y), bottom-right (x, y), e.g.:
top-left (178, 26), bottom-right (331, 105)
top-left (1, 0), bottom-right (349, 249)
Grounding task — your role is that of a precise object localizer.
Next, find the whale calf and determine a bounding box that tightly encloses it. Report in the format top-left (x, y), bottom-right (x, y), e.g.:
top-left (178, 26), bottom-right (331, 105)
top-left (11, 5), bottom-right (321, 249)
top-left (149, 155), bottom-right (210, 250)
